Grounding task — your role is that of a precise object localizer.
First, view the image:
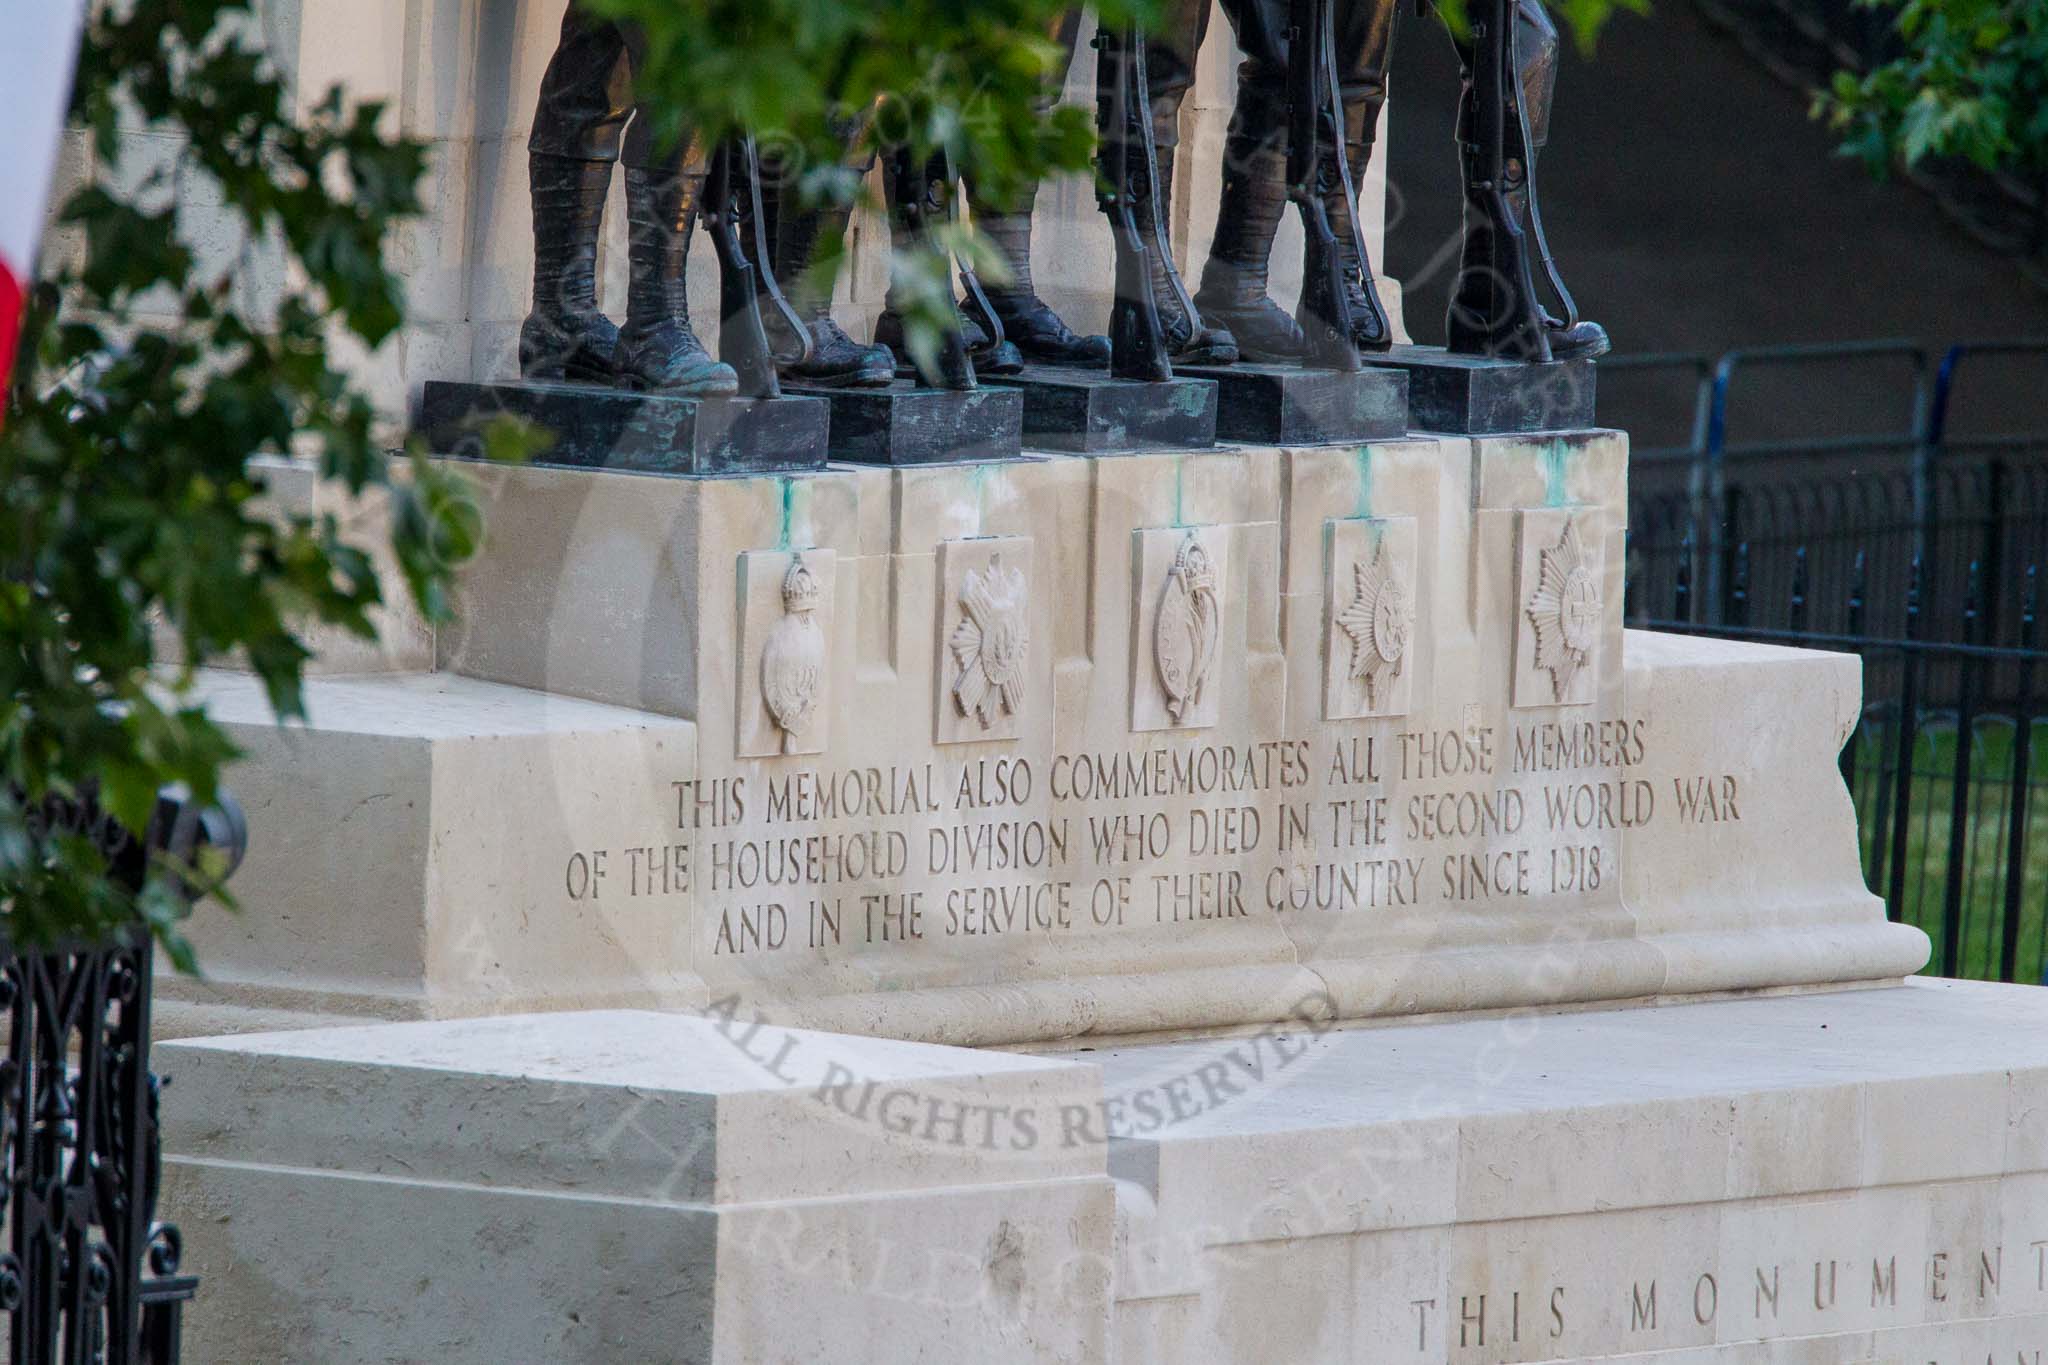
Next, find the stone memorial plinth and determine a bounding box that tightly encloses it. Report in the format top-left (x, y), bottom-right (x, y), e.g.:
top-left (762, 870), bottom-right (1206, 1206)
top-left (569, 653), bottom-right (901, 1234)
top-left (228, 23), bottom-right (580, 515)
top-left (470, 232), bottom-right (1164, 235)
top-left (162, 428), bottom-right (1925, 1039)
top-left (157, 420), bottom-right (2048, 1363)
top-left (159, 980), bottom-right (2048, 1363)
top-left (159, 1012), bottom-right (1113, 1362)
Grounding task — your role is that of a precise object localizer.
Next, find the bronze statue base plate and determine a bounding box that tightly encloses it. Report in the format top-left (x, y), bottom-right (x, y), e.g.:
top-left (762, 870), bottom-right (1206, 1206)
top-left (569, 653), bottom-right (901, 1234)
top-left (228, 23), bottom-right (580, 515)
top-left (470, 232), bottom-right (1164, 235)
top-left (420, 380), bottom-right (830, 476)
top-left (783, 380), bottom-right (1024, 465)
top-left (1362, 346), bottom-right (1596, 435)
top-left (980, 365), bottom-right (1218, 454)
top-left (1176, 363), bottom-right (1410, 446)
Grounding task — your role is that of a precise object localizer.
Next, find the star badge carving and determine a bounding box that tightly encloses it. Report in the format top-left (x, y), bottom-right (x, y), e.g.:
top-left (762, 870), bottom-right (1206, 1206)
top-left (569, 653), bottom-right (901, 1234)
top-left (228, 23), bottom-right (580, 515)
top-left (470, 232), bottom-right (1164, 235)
top-left (1336, 535), bottom-right (1413, 711)
top-left (1524, 517), bottom-right (1602, 702)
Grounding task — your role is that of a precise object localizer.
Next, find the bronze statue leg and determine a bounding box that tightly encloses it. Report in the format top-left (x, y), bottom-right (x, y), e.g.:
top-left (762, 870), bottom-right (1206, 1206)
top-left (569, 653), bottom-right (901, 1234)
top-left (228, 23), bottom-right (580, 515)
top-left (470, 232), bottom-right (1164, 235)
top-left (520, 4), bottom-right (638, 382)
top-left (962, 11), bottom-right (1113, 367)
top-left (757, 140), bottom-right (896, 389)
top-left (1445, 0), bottom-right (1609, 360)
top-left (1095, 0), bottom-right (1238, 365)
top-left (1190, 0), bottom-right (1398, 360)
top-left (522, 4), bottom-right (735, 394)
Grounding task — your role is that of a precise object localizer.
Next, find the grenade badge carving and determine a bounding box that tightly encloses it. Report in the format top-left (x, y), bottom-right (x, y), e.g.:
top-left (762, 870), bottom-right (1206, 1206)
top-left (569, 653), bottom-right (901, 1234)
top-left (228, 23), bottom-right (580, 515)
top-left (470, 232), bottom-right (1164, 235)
top-left (1154, 533), bottom-right (1220, 727)
top-left (761, 554), bottom-right (825, 753)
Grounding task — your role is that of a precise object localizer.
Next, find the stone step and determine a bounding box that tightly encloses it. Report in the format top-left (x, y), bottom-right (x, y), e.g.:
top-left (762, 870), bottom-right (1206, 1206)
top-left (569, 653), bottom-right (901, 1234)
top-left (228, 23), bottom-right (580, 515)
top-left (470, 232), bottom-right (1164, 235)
top-left (161, 669), bottom-right (703, 1033)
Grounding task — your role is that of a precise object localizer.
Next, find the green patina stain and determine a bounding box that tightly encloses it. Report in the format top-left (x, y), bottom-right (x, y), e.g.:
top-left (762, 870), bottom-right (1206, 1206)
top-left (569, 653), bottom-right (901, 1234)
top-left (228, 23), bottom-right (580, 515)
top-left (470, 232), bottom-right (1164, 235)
top-left (1173, 453), bottom-right (1187, 527)
top-left (1353, 445), bottom-right (1374, 519)
top-left (1540, 438), bottom-right (1571, 508)
top-left (972, 462), bottom-right (992, 531)
top-left (776, 476), bottom-right (797, 550)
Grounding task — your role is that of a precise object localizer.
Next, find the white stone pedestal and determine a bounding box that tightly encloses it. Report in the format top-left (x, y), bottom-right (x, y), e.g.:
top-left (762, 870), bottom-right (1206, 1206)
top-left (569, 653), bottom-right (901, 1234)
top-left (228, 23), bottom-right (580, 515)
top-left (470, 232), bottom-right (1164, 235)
top-left (162, 979), bottom-right (2048, 1362)
top-left (163, 431), bottom-right (1929, 1045)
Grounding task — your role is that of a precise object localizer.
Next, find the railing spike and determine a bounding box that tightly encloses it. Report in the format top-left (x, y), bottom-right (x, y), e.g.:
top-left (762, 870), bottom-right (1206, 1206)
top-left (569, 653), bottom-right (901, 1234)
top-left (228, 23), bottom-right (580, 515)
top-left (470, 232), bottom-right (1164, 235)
top-left (1789, 545), bottom-right (1810, 635)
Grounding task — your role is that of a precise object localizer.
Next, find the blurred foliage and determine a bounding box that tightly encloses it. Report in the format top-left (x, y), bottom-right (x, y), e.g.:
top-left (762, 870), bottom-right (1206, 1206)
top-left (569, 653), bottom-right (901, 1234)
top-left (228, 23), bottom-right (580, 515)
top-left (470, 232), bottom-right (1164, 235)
top-left (0, 0), bottom-right (534, 965)
top-left (1815, 0), bottom-right (2048, 247)
top-left (589, 0), bottom-right (1154, 371)
top-left (1432, 0), bottom-right (1648, 55)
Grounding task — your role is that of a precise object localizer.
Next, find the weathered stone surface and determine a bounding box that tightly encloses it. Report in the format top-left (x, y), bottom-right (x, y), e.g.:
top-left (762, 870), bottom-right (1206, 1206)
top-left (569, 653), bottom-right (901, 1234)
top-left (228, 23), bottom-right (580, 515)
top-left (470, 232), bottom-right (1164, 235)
top-left (987, 365), bottom-right (1219, 453)
top-left (786, 381), bottom-right (1024, 465)
top-left (157, 981), bottom-right (2048, 1362)
top-left (170, 429), bottom-right (1928, 1047)
top-left (1072, 979), bottom-right (2048, 1364)
top-left (160, 1011), bottom-right (1112, 1364)
top-left (419, 378), bottom-right (830, 475)
top-left (1177, 362), bottom-right (1409, 446)
top-left (1365, 345), bottom-right (1597, 434)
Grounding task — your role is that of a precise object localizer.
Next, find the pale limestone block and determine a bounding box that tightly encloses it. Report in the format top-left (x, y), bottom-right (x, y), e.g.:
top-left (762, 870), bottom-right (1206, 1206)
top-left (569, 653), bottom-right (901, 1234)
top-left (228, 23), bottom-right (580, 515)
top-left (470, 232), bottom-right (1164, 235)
top-left (1725, 1083), bottom-right (1866, 1201)
top-left (1066, 983), bottom-right (2048, 1365)
top-left (1114, 1295), bottom-right (1204, 1365)
top-left (462, 132), bottom-right (544, 331)
top-left (1131, 525), bottom-right (1230, 733)
top-left (166, 670), bottom-right (700, 1024)
top-left (1620, 630), bottom-right (1931, 991)
top-left (174, 456), bottom-right (435, 677)
top-left (387, 137), bottom-right (478, 325)
top-left (160, 1010), bottom-right (1112, 1363)
top-left (1324, 514), bottom-right (1419, 720)
top-left (1350, 1227), bottom-right (1454, 1362)
top-left (888, 549), bottom-right (939, 685)
top-left (891, 460), bottom-right (992, 551)
top-left (289, 0), bottom-right (407, 130)
top-left (736, 548), bottom-right (835, 758)
top-left (1177, 444), bottom-right (1282, 529)
top-left (1512, 504), bottom-right (1609, 708)
top-left (935, 536), bottom-right (1036, 746)
top-left (1202, 1236), bottom-right (1355, 1363)
top-left (1864, 1069), bottom-right (2011, 1187)
top-left (440, 461), bottom-right (706, 717)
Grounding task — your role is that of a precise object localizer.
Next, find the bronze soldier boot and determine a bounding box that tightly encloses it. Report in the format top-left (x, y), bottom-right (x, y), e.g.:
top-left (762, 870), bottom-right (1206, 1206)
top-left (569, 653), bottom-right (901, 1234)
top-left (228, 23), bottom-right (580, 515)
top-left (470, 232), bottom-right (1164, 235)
top-left (519, 153), bottom-right (621, 383)
top-left (1445, 84), bottom-right (1549, 362)
top-left (1191, 85), bottom-right (1305, 363)
top-left (971, 207), bottom-right (1111, 366)
top-left (617, 165), bottom-right (740, 395)
top-left (1143, 142), bottom-right (1239, 365)
top-left (767, 198), bottom-right (894, 388)
top-left (1319, 97), bottom-right (1392, 352)
top-left (873, 153), bottom-right (1023, 385)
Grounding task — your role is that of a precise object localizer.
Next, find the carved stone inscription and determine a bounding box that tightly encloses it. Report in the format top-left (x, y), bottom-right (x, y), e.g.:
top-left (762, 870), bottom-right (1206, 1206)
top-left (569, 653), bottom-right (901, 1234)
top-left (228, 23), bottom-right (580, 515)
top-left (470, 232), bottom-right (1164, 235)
top-left (737, 549), bottom-right (835, 758)
top-left (936, 537), bottom-right (1033, 746)
top-left (1132, 526), bottom-right (1228, 733)
top-left (621, 710), bottom-right (1753, 962)
top-left (1325, 516), bottom-right (1417, 721)
top-left (1514, 508), bottom-right (1605, 709)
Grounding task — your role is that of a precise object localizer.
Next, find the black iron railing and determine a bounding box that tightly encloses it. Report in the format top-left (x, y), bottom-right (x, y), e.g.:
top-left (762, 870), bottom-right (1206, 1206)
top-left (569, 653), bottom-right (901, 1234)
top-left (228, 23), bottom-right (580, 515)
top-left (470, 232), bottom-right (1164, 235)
top-left (1643, 550), bottom-right (2048, 985)
top-left (1623, 339), bottom-right (2048, 647)
top-left (2, 787), bottom-right (244, 1364)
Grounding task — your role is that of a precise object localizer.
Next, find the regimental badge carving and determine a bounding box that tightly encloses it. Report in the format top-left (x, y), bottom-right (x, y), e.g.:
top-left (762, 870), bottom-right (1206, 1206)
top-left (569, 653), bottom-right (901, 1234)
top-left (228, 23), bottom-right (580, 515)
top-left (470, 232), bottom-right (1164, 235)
top-left (1522, 514), bottom-right (1604, 705)
top-left (1154, 532), bottom-right (1221, 727)
top-left (1324, 516), bottom-right (1417, 721)
top-left (935, 537), bottom-right (1034, 746)
top-left (738, 547), bottom-right (833, 758)
top-left (760, 555), bottom-right (826, 753)
top-left (950, 552), bottom-right (1030, 731)
top-left (1337, 535), bottom-right (1413, 711)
